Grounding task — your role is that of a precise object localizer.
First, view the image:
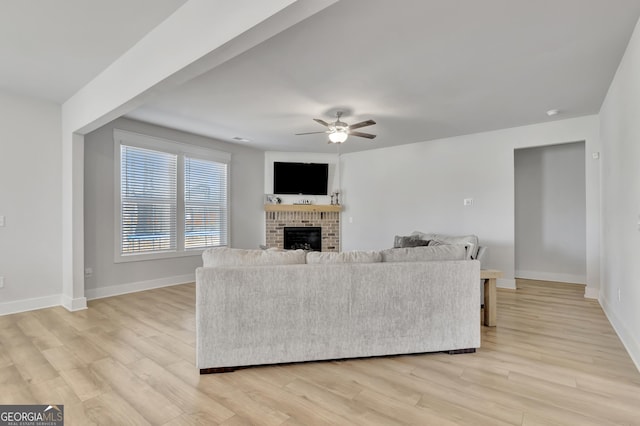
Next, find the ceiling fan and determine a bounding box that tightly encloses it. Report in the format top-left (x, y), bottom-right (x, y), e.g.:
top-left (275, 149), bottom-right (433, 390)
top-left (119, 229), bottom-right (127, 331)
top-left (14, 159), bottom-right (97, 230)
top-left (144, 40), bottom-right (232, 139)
top-left (296, 111), bottom-right (376, 143)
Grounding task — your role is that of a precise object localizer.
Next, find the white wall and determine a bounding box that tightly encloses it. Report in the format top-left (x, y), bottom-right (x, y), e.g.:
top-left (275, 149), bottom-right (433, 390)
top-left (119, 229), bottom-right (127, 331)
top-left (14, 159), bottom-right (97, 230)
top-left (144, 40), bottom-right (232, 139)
top-left (84, 117), bottom-right (264, 299)
top-left (0, 91), bottom-right (63, 314)
top-left (599, 18), bottom-right (640, 371)
top-left (62, 1), bottom-right (337, 310)
top-left (514, 142), bottom-right (586, 284)
top-left (341, 116), bottom-right (600, 293)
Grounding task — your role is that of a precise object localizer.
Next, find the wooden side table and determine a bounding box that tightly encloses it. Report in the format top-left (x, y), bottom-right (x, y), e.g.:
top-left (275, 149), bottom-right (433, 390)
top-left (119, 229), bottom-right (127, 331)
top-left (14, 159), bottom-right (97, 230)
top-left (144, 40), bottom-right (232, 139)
top-left (480, 269), bottom-right (503, 327)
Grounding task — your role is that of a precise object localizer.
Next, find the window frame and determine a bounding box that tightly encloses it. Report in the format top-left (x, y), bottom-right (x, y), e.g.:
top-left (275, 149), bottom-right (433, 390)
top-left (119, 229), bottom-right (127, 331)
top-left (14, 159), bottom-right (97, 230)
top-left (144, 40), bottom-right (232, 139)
top-left (114, 129), bottom-right (231, 263)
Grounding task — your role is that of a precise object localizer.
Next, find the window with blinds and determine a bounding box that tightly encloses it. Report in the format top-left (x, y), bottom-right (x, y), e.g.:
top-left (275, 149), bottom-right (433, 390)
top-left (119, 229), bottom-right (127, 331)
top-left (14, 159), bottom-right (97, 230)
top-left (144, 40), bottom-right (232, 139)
top-left (184, 157), bottom-right (228, 249)
top-left (120, 145), bottom-right (177, 255)
top-left (115, 129), bottom-right (230, 262)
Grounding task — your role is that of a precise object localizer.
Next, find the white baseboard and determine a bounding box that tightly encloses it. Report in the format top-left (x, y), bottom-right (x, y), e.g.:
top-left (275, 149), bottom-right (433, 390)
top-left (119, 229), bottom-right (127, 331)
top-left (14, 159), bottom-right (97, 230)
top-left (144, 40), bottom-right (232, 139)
top-left (85, 273), bottom-right (195, 300)
top-left (599, 294), bottom-right (640, 373)
top-left (0, 294), bottom-right (62, 316)
top-left (497, 278), bottom-right (516, 289)
top-left (61, 295), bottom-right (87, 311)
top-left (584, 286), bottom-right (600, 299)
top-left (0, 274), bottom-right (195, 316)
top-left (515, 270), bottom-right (586, 285)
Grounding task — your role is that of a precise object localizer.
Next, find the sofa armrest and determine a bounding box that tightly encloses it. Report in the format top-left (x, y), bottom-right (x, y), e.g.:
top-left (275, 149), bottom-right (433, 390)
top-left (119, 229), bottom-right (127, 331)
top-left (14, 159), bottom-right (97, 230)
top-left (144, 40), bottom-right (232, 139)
top-left (475, 246), bottom-right (487, 268)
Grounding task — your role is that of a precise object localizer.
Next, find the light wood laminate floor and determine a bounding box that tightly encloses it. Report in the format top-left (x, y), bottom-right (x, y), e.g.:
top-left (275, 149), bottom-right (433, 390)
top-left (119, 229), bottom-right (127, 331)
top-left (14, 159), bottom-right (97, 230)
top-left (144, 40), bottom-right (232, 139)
top-left (1, 279), bottom-right (639, 425)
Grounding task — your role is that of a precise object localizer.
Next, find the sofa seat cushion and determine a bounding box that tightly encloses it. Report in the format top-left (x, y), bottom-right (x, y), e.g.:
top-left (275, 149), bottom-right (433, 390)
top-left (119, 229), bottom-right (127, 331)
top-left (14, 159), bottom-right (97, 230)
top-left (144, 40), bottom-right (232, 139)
top-left (202, 247), bottom-right (306, 267)
top-left (307, 250), bottom-right (382, 264)
top-left (380, 245), bottom-right (467, 262)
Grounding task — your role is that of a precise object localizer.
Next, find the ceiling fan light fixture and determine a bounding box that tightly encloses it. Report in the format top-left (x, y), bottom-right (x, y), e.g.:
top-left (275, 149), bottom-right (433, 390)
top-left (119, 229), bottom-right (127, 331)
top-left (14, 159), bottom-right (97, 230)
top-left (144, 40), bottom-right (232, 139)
top-left (328, 130), bottom-right (348, 143)
top-left (296, 110), bottom-right (376, 143)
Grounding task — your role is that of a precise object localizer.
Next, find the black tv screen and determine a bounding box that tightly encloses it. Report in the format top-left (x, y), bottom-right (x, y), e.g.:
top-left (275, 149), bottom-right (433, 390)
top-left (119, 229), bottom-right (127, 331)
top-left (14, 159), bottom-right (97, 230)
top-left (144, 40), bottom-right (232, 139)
top-left (273, 162), bottom-right (329, 195)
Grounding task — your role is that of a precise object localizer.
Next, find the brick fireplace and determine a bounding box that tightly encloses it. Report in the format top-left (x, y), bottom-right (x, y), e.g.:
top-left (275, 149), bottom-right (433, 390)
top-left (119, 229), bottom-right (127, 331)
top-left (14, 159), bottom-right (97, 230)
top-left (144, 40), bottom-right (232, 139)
top-left (265, 205), bottom-right (340, 252)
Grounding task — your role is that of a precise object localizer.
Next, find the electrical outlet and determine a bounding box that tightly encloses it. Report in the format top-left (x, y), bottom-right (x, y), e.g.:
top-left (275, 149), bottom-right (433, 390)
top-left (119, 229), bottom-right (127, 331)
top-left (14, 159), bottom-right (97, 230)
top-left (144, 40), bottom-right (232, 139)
top-left (463, 198), bottom-right (473, 207)
top-left (84, 268), bottom-right (93, 278)
top-left (0, 276), bottom-right (4, 289)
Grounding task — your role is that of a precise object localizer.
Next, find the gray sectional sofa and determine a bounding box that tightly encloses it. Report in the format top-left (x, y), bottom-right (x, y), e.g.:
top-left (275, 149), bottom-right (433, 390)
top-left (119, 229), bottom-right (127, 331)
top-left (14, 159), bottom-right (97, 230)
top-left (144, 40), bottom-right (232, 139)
top-left (196, 246), bottom-right (481, 373)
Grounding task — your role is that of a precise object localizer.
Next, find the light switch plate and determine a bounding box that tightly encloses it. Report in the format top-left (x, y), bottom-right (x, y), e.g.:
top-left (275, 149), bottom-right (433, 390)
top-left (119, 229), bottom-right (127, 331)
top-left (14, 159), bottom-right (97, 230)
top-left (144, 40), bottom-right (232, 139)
top-left (0, 216), bottom-right (4, 227)
top-left (463, 198), bottom-right (473, 207)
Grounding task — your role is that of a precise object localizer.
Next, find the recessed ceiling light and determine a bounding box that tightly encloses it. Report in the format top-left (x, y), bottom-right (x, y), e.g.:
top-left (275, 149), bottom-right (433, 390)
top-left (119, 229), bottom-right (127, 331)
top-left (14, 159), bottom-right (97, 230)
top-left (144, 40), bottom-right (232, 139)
top-left (232, 137), bottom-right (251, 142)
top-left (546, 109), bottom-right (559, 117)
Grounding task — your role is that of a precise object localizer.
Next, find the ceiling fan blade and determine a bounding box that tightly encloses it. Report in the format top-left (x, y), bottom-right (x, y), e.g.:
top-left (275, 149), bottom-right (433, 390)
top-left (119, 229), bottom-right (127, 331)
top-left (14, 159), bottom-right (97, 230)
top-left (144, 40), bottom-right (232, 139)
top-left (295, 131), bottom-right (328, 135)
top-left (348, 119), bottom-right (376, 130)
top-left (313, 118), bottom-right (330, 127)
top-left (349, 131), bottom-right (377, 139)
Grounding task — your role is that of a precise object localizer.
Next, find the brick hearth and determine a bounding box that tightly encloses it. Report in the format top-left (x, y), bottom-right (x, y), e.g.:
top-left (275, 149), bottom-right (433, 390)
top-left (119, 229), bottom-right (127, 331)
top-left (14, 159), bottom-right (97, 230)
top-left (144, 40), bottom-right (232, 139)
top-left (265, 209), bottom-right (340, 252)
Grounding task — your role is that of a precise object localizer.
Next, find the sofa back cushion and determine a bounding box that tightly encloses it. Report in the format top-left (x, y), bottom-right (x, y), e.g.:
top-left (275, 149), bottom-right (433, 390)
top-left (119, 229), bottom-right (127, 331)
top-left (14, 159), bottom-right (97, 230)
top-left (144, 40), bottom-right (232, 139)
top-left (307, 250), bottom-right (382, 264)
top-left (202, 247), bottom-right (306, 267)
top-left (393, 235), bottom-right (431, 248)
top-left (427, 239), bottom-right (474, 260)
top-left (381, 245), bottom-right (467, 262)
top-left (411, 232), bottom-right (479, 260)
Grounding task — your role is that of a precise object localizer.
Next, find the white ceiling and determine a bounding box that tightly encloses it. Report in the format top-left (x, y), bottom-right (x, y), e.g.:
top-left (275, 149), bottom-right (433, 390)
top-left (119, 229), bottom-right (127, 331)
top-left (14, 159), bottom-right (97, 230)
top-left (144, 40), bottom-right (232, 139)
top-left (126, 0), bottom-right (640, 153)
top-left (3, 1), bottom-right (640, 154)
top-left (0, 0), bottom-right (187, 102)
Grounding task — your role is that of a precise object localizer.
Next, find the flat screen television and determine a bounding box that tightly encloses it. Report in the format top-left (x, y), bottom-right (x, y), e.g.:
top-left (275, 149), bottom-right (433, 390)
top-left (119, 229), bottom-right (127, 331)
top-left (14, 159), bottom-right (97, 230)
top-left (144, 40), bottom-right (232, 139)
top-left (273, 162), bottom-right (329, 195)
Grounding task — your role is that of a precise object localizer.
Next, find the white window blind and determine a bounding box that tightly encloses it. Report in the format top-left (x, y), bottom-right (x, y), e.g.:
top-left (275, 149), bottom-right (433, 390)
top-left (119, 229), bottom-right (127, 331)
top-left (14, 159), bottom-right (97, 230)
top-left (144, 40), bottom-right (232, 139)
top-left (184, 156), bottom-right (228, 249)
top-left (120, 145), bottom-right (177, 255)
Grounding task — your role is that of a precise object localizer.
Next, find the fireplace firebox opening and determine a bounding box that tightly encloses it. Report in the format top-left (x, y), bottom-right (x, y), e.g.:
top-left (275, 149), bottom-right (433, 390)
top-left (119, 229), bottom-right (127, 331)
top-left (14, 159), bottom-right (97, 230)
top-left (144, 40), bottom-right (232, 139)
top-left (284, 227), bottom-right (322, 251)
